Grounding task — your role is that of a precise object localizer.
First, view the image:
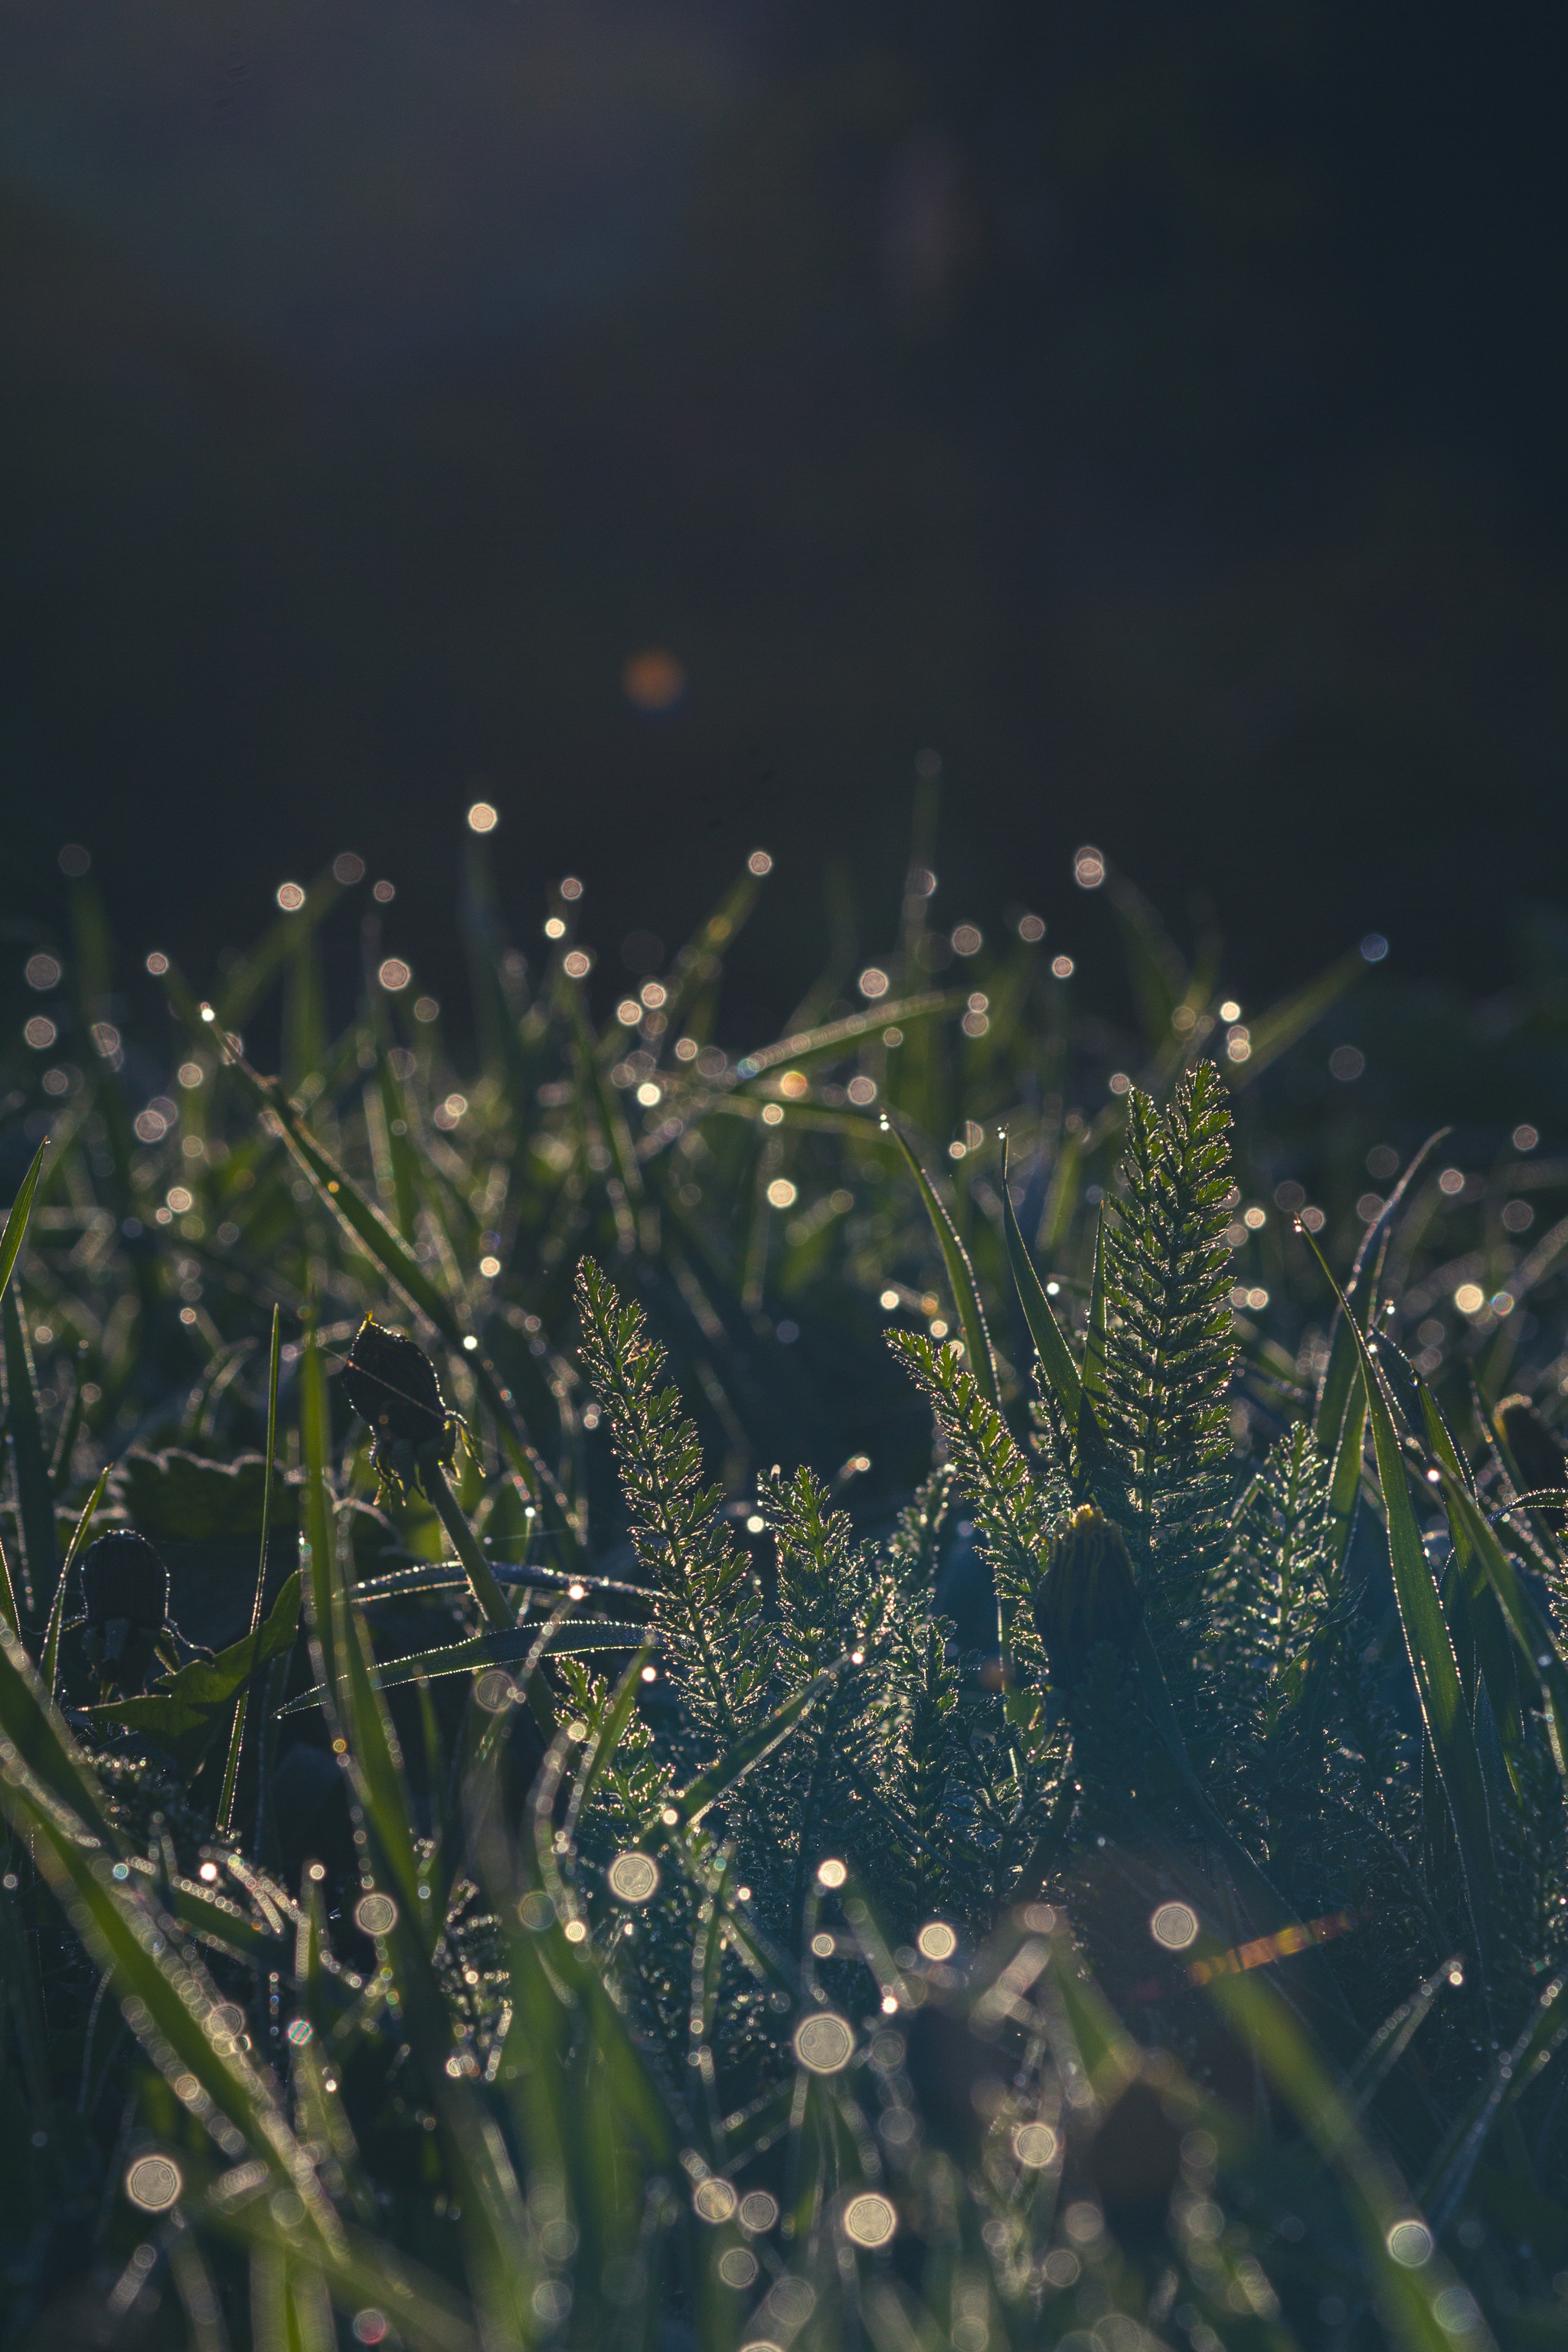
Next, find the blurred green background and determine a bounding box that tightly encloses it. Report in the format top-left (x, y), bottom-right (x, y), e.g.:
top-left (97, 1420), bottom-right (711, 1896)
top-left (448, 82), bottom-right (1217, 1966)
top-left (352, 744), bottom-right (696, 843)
top-left (2, 0), bottom-right (1566, 1022)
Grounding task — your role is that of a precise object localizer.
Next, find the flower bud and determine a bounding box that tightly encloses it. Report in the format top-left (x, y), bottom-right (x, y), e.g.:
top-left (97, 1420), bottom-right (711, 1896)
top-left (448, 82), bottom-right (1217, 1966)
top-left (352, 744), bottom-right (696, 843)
top-left (81, 1530), bottom-right (168, 1632)
top-left (342, 1315), bottom-right (448, 1448)
top-left (1032, 1504), bottom-right (1142, 1690)
top-left (341, 1315), bottom-right (456, 1492)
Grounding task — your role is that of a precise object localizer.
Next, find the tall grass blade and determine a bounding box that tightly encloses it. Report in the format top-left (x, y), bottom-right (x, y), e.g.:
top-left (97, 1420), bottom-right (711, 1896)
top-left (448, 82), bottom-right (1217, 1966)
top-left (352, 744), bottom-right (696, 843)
top-left (0, 1139), bottom-right (47, 1306)
top-left (884, 1118), bottom-right (998, 1407)
top-left (278, 1619), bottom-right (652, 1713)
top-left (220, 1303), bottom-right (283, 1834)
top-left (1207, 1965), bottom-right (1489, 2352)
top-left (1000, 1134), bottom-right (1081, 1425)
top-left (1300, 1229), bottom-right (1504, 1993)
top-left (2, 1283), bottom-right (56, 1618)
top-left (41, 1462), bottom-right (109, 1698)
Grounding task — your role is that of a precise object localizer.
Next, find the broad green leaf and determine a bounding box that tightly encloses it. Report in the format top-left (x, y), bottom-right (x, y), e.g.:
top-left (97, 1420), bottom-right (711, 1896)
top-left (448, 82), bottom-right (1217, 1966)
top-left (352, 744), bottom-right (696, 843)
top-left (87, 1570), bottom-right (302, 1779)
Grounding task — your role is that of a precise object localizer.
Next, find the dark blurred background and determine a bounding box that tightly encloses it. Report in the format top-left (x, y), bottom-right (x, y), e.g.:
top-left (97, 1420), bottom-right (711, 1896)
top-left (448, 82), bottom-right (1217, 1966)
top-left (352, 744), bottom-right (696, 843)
top-left (2, 0), bottom-right (1566, 1027)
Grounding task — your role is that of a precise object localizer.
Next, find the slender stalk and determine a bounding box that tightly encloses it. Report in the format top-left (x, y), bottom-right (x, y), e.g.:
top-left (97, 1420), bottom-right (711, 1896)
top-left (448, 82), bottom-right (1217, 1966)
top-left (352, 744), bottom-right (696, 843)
top-left (220, 1305), bottom-right (281, 1835)
top-left (43, 1465), bottom-right (111, 1698)
top-left (420, 1452), bottom-right (515, 1630)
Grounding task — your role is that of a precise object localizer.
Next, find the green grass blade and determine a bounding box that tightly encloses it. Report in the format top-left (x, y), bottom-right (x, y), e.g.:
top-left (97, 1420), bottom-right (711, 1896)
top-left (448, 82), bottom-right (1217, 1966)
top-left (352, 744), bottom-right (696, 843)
top-left (42, 1463), bottom-right (109, 1698)
top-left (1082, 1207), bottom-right (1108, 1407)
top-left (1000, 1134), bottom-right (1082, 1424)
top-left (1421, 1968), bottom-right (1568, 2232)
top-left (207, 1026), bottom-right (581, 1553)
top-left (220, 1304), bottom-right (283, 1834)
top-left (645, 1658), bottom-right (852, 1839)
top-left (884, 1119), bottom-right (998, 1408)
top-left (1437, 1469), bottom-right (1568, 1785)
top-left (214, 861), bottom-right (345, 1035)
top-left (2, 1284), bottom-right (56, 1619)
top-left (1413, 1384), bottom-right (1527, 1779)
top-left (277, 1622), bottom-right (655, 1715)
top-left (1299, 1229), bottom-right (1504, 1994)
top-left (1326, 1377), bottom-right (1368, 1575)
top-left (1206, 1965), bottom-right (1479, 2352)
top-left (0, 1139), bottom-right (47, 1306)
top-left (733, 991), bottom-right (960, 1082)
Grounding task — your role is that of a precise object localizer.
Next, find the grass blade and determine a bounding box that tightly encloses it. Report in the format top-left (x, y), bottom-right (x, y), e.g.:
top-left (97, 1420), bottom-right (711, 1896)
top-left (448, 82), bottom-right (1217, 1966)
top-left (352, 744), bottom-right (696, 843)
top-left (219, 1304), bottom-right (282, 1834)
top-left (1298, 1227), bottom-right (1504, 1994)
top-left (0, 1139), bottom-right (47, 1307)
top-left (42, 1463), bottom-right (110, 1698)
top-left (1206, 1963), bottom-right (1488, 2352)
top-left (277, 1621), bottom-right (655, 1714)
top-left (2, 1283), bottom-right (56, 1619)
top-left (645, 1658), bottom-right (853, 1839)
top-left (733, 991), bottom-right (960, 1082)
top-left (884, 1117), bottom-right (998, 1408)
top-left (1000, 1133), bottom-right (1081, 1425)
top-left (204, 1023), bottom-right (581, 1555)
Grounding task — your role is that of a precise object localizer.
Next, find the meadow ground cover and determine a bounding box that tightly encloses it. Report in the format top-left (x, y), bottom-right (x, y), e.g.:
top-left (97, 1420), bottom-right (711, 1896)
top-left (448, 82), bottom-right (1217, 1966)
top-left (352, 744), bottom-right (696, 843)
top-left (2, 829), bottom-right (1568, 2348)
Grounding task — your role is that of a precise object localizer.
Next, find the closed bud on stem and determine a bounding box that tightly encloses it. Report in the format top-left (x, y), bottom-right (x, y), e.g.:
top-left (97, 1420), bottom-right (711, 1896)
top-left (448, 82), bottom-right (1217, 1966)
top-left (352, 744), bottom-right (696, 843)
top-left (1033, 1504), bottom-right (1142, 1690)
top-left (80, 1530), bottom-right (175, 1694)
top-left (341, 1314), bottom-right (458, 1495)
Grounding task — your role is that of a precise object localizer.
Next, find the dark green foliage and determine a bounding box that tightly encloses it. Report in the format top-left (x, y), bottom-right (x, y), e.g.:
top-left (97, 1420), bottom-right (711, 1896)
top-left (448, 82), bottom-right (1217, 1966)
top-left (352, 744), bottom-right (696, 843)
top-left (1100, 1062), bottom-right (1237, 1618)
top-left (5, 842), bottom-right (1568, 2344)
top-left (573, 1256), bottom-right (768, 1755)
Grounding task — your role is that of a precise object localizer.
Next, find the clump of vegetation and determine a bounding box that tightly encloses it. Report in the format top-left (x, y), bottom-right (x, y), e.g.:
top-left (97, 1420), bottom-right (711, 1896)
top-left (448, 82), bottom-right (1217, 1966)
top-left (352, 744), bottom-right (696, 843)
top-left (1, 832), bottom-right (1567, 2347)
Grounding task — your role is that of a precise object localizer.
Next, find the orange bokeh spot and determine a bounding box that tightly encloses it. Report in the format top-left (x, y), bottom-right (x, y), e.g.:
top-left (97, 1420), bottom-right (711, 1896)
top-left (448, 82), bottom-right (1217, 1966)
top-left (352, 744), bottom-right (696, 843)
top-left (622, 648), bottom-right (686, 712)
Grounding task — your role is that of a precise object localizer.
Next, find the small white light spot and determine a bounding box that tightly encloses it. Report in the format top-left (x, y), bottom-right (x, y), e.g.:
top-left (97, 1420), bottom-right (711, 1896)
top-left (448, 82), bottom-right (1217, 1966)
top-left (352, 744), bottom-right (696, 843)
top-left (1387, 2220), bottom-right (1432, 2268)
top-left (916, 1921), bottom-right (957, 1962)
top-left (126, 2156), bottom-right (181, 2212)
top-left (608, 1853), bottom-right (661, 1903)
top-left (276, 881), bottom-right (306, 912)
top-left (794, 2011), bottom-right (854, 2074)
top-left (842, 2192), bottom-right (896, 2247)
top-left (817, 1857), bottom-right (848, 1888)
top-left (466, 801), bottom-right (498, 834)
top-left (1013, 2122), bottom-right (1057, 2167)
top-left (354, 1893), bottom-right (398, 1937)
top-left (1151, 1902), bottom-right (1199, 1950)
